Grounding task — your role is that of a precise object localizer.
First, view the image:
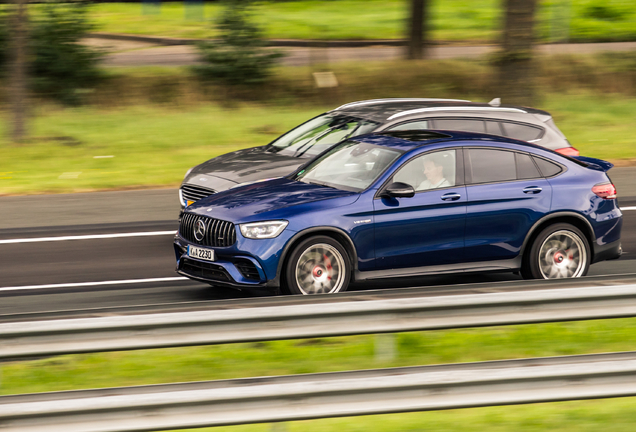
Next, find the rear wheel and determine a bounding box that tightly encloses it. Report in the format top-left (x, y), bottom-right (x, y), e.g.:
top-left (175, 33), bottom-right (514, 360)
top-left (522, 223), bottom-right (590, 279)
top-left (285, 236), bottom-right (351, 295)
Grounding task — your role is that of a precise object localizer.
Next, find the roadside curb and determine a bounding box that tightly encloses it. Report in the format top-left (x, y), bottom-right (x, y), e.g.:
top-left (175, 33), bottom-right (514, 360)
top-left (88, 32), bottom-right (408, 47)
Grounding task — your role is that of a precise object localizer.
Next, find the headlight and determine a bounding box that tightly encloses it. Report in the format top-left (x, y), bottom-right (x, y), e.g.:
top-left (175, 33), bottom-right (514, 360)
top-left (183, 167), bottom-right (194, 179)
top-left (239, 220), bottom-right (288, 239)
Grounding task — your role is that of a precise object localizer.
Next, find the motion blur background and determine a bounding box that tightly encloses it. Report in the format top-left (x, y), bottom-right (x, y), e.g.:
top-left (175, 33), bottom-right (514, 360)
top-left (1, 0), bottom-right (636, 195)
top-left (2, 1), bottom-right (636, 431)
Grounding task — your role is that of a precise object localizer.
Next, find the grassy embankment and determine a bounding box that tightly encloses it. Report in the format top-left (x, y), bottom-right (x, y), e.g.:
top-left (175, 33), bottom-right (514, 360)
top-left (1, 90), bottom-right (635, 196)
top-left (87, 0), bottom-right (636, 43)
top-left (3, 317), bottom-right (636, 430)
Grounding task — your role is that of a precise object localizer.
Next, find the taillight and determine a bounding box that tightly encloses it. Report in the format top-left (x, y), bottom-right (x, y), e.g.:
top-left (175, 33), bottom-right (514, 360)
top-left (555, 147), bottom-right (580, 156)
top-left (592, 182), bottom-right (617, 199)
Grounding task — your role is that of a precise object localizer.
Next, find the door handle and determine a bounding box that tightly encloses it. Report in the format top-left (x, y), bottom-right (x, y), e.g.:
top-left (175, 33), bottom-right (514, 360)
top-left (441, 192), bottom-right (461, 201)
top-left (523, 186), bottom-right (542, 194)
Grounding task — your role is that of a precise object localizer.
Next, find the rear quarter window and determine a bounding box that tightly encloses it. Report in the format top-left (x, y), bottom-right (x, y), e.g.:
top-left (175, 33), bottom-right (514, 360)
top-left (533, 156), bottom-right (563, 177)
top-left (501, 122), bottom-right (544, 142)
top-left (516, 152), bottom-right (542, 179)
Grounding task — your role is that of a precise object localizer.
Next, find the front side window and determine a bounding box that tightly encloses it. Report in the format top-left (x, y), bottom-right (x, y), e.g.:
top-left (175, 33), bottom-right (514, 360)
top-left (268, 114), bottom-right (379, 158)
top-left (393, 150), bottom-right (457, 191)
top-left (295, 141), bottom-right (402, 192)
top-left (433, 118), bottom-right (486, 133)
top-left (387, 120), bottom-right (429, 131)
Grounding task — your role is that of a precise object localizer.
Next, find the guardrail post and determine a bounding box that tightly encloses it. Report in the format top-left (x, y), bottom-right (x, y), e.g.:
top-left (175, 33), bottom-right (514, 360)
top-left (375, 333), bottom-right (396, 363)
top-left (271, 422), bottom-right (288, 432)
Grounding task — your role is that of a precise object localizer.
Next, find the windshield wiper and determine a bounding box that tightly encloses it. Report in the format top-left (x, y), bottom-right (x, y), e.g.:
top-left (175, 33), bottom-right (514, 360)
top-left (291, 125), bottom-right (341, 158)
top-left (303, 179), bottom-right (340, 190)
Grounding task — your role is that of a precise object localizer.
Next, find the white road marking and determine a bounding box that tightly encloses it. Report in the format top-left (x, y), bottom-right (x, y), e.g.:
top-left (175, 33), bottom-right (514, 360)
top-left (0, 231), bottom-right (177, 245)
top-left (0, 206), bottom-right (634, 245)
top-left (0, 277), bottom-right (188, 292)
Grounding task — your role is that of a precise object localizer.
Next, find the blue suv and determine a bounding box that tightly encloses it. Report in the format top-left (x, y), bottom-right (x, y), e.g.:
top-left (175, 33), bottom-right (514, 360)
top-left (174, 130), bottom-right (622, 295)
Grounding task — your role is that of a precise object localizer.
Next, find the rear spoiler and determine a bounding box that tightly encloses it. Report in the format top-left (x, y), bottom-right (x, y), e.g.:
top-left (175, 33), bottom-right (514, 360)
top-left (571, 156), bottom-right (614, 172)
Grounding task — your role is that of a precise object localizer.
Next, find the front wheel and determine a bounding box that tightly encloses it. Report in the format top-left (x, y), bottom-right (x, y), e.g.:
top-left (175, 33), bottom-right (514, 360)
top-left (522, 223), bottom-right (590, 280)
top-left (285, 236), bottom-right (351, 295)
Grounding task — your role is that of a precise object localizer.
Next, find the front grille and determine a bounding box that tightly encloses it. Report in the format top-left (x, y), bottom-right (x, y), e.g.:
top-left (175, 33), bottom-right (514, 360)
top-left (179, 213), bottom-right (237, 247)
top-left (181, 184), bottom-right (216, 203)
top-left (234, 259), bottom-right (261, 281)
top-left (180, 258), bottom-right (230, 282)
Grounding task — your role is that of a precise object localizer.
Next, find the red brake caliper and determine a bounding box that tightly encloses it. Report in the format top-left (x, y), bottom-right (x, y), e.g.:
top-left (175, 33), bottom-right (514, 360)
top-left (324, 255), bottom-right (332, 280)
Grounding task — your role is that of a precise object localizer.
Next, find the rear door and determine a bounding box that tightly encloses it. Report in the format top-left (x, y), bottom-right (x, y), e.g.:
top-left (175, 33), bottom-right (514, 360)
top-left (463, 147), bottom-right (552, 262)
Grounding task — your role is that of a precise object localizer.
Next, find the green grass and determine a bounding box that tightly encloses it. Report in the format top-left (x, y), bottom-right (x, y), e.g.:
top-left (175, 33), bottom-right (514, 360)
top-left (83, 0), bottom-right (636, 43)
top-left (3, 318), bottom-right (636, 430)
top-left (546, 93), bottom-right (636, 160)
top-left (0, 104), bottom-right (324, 195)
top-left (1, 92), bottom-right (635, 196)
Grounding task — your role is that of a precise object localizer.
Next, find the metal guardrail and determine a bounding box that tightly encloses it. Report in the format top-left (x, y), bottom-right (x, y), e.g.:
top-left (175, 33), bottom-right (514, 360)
top-left (2, 351), bottom-right (636, 432)
top-left (3, 283), bottom-right (636, 359)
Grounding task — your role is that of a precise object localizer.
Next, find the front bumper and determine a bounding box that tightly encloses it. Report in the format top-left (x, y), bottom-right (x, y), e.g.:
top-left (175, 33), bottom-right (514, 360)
top-left (173, 229), bottom-right (295, 291)
top-left (174, 239), bottom-right (268, 288)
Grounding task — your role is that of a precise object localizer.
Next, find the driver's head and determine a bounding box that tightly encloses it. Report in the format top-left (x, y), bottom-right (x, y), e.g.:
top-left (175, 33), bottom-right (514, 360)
top-left (423, 154), bottom-right (445, 184)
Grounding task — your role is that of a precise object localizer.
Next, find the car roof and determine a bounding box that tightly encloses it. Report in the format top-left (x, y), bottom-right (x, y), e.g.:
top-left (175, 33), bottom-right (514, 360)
top-left (352, 130), bottom-right (547, 152)
top-left (330, 98), bottom-right (551, 123)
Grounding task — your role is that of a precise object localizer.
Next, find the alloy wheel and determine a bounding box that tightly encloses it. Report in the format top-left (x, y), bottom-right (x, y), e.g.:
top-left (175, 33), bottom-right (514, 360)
top-left (294, 243), bottom-right (347, 294)
top-left (538, 230), bottom-right (587, 279)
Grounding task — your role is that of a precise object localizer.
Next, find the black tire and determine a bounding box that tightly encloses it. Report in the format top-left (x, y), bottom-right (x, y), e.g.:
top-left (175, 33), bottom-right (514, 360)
top-left (521, 223), bottom-right (591, 280)
top-left (284, 235), bottom-right (351, 295)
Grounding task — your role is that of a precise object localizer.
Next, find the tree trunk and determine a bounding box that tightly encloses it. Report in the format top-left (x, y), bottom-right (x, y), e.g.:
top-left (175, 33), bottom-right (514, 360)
top-left (497, 0), bottom-right (538, 106)
top-left (406, 0), bottom-right (429, 60)
top-left (9, 0), bottom-right (28, 143)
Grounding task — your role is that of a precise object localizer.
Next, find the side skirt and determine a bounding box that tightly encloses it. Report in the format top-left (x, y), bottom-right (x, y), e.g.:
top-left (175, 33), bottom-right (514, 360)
top-left (355, 257), bottom-right (522, 281)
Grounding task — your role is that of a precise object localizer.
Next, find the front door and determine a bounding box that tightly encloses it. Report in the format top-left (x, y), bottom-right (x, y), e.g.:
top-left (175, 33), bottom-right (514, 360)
top-left (373, 149), bottom-right (467, 270)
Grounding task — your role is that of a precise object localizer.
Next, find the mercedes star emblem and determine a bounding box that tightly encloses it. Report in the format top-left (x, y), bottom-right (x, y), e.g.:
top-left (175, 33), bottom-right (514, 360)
top-left (194, 219), bottom-right (206, 242)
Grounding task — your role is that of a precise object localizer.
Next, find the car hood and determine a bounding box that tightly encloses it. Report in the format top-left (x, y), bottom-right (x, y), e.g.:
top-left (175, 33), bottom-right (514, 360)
top-left (186, 178), bottom-right (359, 223)
top-left (188, 146), bottom-right (308, 187)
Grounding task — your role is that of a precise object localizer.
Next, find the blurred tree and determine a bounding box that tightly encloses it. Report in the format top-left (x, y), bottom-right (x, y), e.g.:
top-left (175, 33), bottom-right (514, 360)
top-left (30, 1), bottom-right (105, 106)
top-left (0, 9), bottom-right (9, 69)
top-left (497, 0), bottom-right (538, 106)
top-left (193, 0), bottom-right (283, 86)
top-left (407, 0), bottom-right (430, 60)
top-left (8, 0), bottom-right (28, 142)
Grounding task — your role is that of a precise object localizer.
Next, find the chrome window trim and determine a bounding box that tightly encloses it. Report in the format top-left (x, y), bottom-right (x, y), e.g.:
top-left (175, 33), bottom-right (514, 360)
top-left (334, 98), bottom-right (471, 111)
top-left (387, 106), bottom-right (528, 121)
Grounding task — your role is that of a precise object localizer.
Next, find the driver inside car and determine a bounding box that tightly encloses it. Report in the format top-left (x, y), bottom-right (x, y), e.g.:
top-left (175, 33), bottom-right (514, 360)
top-left (418, 153), bottom-right (451, 190)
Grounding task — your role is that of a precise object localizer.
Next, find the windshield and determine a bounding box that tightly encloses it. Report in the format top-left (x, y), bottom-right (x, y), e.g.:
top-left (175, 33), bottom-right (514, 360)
top-left (295, 141), bottom-right (402, 192)
top-left (267, 113), bottom-right (379, 157)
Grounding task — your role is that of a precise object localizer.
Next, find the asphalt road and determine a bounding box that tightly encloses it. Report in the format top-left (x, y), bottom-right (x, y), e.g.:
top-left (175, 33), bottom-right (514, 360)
top-left (1, 171), bottom-right (635, 316)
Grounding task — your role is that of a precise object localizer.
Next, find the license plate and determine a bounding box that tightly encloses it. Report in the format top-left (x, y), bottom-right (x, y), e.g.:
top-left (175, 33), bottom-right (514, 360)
top-left (188, 245), bottom-right (215, 262)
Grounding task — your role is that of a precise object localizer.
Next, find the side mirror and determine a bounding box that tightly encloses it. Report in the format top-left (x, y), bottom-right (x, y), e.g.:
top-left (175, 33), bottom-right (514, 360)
top-left (383, 182), bottom-right (415, 198)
